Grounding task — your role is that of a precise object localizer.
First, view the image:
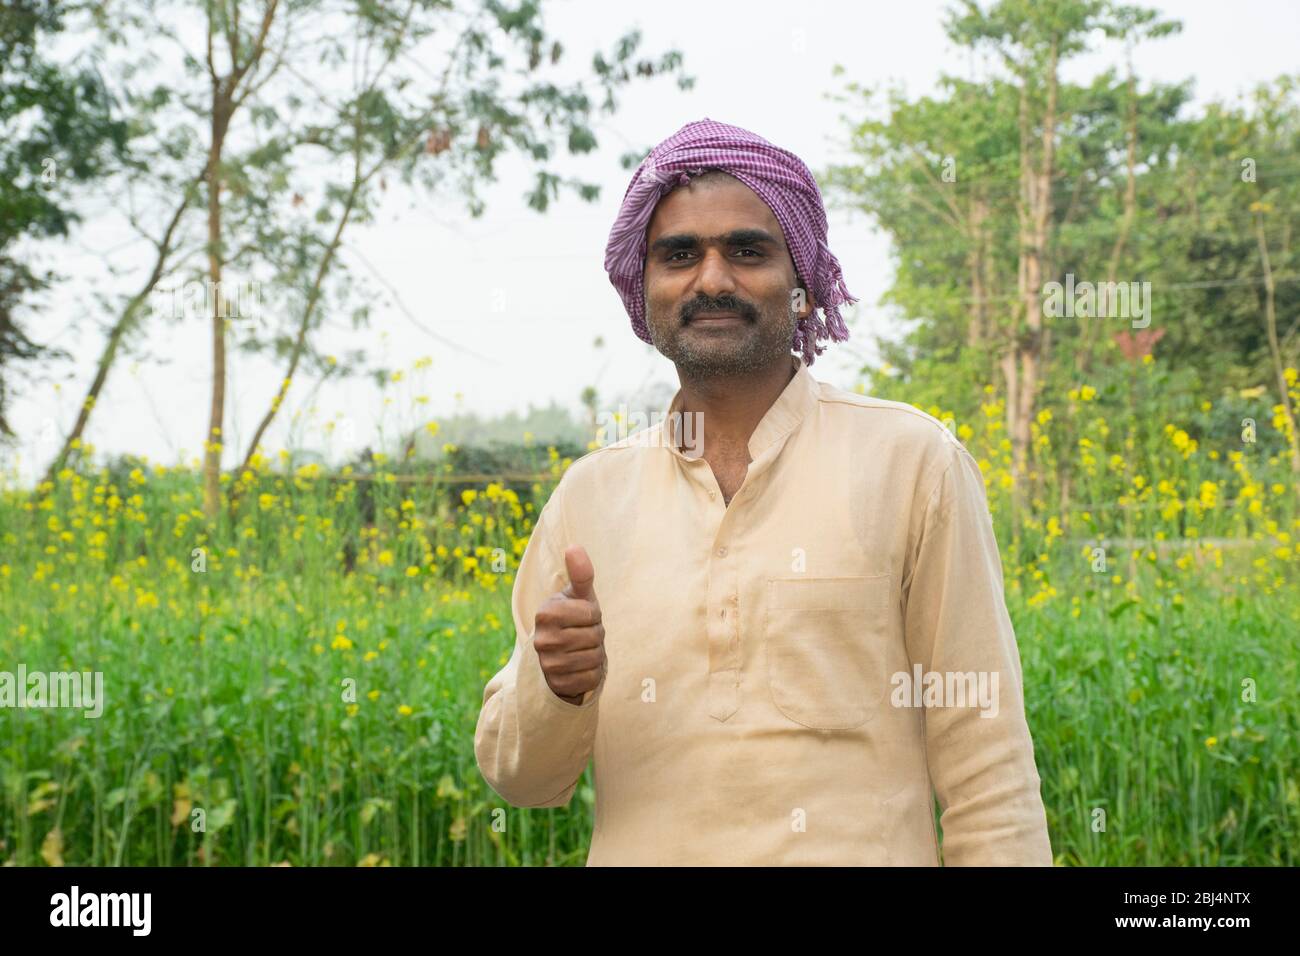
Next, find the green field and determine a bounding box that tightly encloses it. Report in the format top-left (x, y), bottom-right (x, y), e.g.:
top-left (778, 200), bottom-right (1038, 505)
top-left (1, 430), bottom-right (1298, 866)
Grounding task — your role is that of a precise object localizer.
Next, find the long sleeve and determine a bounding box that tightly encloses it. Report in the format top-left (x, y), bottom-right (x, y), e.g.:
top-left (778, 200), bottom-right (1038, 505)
top-left (474, 482), bottom-right (606, 808)
top-left (902, 443), bottom-right (1053, 866)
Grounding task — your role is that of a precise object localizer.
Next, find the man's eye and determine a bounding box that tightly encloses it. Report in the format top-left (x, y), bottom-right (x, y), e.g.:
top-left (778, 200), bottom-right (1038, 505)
top-left (668, 251), bottom-right (693, 261)
top-left (735, 248), bottom-right (760, 257)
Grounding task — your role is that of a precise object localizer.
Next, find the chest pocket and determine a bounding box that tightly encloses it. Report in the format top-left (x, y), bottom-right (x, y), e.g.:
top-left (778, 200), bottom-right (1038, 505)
top-left (764, 574), bottom-right (894, 731)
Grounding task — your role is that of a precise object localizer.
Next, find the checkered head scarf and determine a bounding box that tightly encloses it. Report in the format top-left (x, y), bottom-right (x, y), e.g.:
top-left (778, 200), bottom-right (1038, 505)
top-left (603, 118), bottom-right (855, 365)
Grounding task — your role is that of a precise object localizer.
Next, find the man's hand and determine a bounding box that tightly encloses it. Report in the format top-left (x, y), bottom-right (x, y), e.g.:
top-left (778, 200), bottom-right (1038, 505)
top-left (533, 545), bottom-right (607, 705)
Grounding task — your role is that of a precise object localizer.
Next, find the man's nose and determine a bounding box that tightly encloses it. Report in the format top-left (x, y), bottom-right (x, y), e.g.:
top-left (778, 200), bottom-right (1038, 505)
top-left (692, 247), bottom-right (737, 299)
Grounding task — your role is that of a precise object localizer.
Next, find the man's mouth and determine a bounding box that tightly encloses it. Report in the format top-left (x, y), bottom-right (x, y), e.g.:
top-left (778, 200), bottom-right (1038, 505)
top-left (687, 311), bottom-right (747, 325)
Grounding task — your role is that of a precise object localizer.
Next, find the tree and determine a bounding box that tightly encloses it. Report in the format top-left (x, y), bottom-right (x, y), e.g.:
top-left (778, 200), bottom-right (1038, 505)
top-left (0, 0), bottom-right (129, 440)
top-left (36, 0), bottom-right (690, 516)
top-left (946, 0), bottom-right (1132, 509)
top-left (826, 0), bottom-right (1215, 527)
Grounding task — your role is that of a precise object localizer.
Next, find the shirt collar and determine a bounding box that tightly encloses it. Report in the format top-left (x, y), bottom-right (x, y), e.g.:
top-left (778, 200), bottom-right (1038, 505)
top-left (660, 354), bottom-right (819, 462)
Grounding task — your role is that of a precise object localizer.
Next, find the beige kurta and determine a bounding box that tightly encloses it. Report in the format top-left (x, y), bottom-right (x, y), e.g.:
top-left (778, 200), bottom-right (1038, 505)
top-left (474, 355), bottom-right (1053, 865)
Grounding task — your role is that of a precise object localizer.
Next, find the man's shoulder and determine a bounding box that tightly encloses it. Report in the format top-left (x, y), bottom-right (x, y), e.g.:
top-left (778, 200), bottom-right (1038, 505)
top-left (814, 378), bottom-right (967, 460)
top-left (813, 379), bottom-right (989, 524)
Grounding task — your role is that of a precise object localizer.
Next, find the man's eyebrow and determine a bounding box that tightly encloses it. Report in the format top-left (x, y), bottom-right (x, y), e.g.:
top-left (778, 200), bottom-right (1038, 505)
top-left (649, 233), bottom-right (698, 253)
top-left (721, 229), bottom-right (780, 247)
top-left (649, 229), bottom-right (782, 253)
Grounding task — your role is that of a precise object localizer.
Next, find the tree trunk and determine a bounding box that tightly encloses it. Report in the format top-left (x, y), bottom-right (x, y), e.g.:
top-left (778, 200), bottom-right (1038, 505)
top-left (41, 174), bottom-right (201, 488)
top-left (200, 0), bottom-right (279, 517)
top-left (202, 91), bottom-right (232, 518)
top-left (233, 176), bottom-right (360, 484)
top-left (1012, 41), bottom-right (1058, 514)
top-left (967, 196), bottom-right (989, 349)
top-left (1089, 64), bottom-right (1139, 372)
top-left (1254, 210), bottom-right (1300, 491)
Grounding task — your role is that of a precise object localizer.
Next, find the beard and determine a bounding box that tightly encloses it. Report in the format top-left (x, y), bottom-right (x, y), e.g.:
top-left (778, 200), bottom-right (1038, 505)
top-left (645, 290), bottom-right (798, 378)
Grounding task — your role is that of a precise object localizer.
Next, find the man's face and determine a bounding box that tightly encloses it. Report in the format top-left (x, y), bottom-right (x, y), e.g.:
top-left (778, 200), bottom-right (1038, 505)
top-left (642, 173), bottom-right (807, 377)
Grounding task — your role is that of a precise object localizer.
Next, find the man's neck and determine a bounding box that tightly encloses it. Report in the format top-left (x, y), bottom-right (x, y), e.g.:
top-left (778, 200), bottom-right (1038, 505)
top-left (674, 355), bottom-right (797, 458)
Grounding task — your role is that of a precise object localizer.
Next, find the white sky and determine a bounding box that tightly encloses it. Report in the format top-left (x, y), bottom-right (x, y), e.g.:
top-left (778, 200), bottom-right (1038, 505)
top-left (6, 0), bottom-right (1299, 484)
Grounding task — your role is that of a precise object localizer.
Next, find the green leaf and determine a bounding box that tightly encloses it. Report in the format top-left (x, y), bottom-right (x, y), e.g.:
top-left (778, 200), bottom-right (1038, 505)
top-left (1108, 599), bottom-right (1137, 620)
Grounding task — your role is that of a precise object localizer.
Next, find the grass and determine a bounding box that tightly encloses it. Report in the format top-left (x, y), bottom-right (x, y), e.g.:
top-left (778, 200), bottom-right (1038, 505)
top-left (2, 409), bottom-right (1298, 865)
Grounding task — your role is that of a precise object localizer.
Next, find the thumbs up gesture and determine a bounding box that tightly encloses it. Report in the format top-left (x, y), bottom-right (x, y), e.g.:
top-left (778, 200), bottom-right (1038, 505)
top-left (533, 545), bottom-right (607, 705)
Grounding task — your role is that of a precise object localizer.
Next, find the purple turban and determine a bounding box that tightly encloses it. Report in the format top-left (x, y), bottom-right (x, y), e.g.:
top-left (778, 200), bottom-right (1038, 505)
top-left (603, 118), bottom-right (855, 365)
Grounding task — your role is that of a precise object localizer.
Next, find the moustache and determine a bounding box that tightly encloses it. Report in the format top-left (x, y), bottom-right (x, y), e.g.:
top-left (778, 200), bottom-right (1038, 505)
top-left (680, 295), bottom-right (759, 325)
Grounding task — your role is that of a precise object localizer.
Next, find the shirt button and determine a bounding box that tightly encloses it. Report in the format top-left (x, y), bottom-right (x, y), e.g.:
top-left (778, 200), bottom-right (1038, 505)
top-left (717, 546), bottom-right (727, 557)
top-left (708, 490), bottom-right (716, 499)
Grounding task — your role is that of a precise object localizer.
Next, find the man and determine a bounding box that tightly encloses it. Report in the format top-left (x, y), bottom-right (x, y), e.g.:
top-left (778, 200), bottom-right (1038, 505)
top-left (474, 118), bottom-right (1053, 866)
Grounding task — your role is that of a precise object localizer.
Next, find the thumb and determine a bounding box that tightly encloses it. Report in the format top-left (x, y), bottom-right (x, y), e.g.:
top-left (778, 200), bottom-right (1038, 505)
top-left (562, 545), bottom-right (596, 601)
